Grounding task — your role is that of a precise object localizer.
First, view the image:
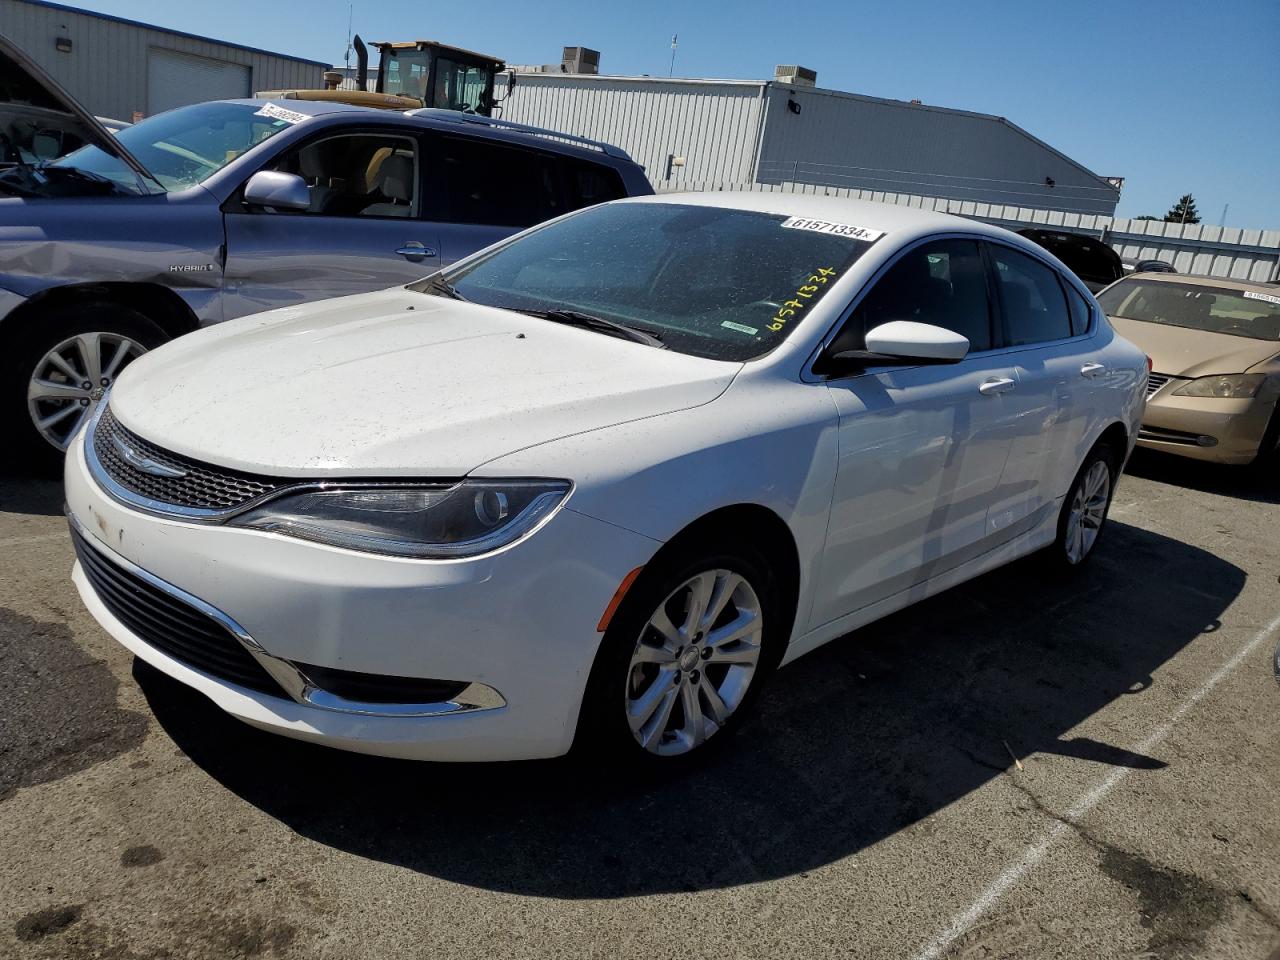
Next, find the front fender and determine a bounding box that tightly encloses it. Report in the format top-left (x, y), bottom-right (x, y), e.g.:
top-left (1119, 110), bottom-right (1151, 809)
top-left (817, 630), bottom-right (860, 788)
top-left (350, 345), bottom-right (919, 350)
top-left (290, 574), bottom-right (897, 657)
top-left (478, 375), bottom-right (841, 643)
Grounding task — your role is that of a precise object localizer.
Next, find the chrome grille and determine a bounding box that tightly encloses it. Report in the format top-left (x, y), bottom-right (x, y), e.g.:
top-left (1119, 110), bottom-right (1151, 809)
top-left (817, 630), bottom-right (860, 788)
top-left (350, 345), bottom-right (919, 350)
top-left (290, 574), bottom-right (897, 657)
top-left (92, 407), bottom-right (281, 512)
top-left (1145, 372), bottom-right (1173, 400)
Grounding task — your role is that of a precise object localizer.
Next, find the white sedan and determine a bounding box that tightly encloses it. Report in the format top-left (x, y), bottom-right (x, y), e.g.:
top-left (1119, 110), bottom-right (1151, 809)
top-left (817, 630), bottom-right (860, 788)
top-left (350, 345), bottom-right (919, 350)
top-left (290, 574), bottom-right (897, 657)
top-left (65, 193), bottom-right (1147, 766)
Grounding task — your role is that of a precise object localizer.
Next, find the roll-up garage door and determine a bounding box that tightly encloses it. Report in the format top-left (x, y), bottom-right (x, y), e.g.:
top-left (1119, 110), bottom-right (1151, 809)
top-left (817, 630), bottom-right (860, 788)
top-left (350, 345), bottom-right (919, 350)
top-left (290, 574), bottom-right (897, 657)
top-left (147, 48), bottom-right (251, 116)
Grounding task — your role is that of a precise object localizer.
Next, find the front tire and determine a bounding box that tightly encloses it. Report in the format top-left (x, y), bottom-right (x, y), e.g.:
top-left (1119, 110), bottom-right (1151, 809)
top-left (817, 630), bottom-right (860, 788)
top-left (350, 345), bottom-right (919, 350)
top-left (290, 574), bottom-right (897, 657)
top-left (3, 302), bottom-right (166, 472)
top-left (1047, 440), bottom-right (1120, 570)
top-left (577, 538), bottom-right (784, 769)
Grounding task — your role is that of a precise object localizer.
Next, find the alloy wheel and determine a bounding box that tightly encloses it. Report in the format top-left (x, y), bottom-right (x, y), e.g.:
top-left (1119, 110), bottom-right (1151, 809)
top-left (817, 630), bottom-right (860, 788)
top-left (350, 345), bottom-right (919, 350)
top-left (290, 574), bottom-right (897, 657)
top-left (26, 332), bottom-right (146, 451)
top-left (624, 568), bottom-right (763, 756)
top-left (1065, 459), bottom-right (1111, 564)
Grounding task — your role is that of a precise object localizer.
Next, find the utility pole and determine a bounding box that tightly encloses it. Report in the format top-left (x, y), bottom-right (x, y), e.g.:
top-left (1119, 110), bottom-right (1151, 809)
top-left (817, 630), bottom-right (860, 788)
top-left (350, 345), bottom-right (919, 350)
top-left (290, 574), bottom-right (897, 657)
top-left (669, 34), bottom-right (678, 77)
top-left (1220, 202), bottom-right (1229, 226)
top-left (344, 4), bottom-right (353, 70)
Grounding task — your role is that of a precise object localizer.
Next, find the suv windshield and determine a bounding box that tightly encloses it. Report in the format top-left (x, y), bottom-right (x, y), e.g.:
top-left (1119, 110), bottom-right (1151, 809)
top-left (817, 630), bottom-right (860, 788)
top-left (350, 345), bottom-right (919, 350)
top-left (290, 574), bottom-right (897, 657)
top-left (51, 101), bottom-right (298, 194)
top-left (416, 202), bottom-right (879, 361)
top-left (1099, 279), bottom-right (1280, 342)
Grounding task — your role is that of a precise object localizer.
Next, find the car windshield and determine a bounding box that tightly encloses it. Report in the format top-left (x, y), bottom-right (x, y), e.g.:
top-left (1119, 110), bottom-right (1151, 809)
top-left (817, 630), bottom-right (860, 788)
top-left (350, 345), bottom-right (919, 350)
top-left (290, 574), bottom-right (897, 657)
top-left (416, 202), bottom-right (879, 361)
top-left (1098, 279), bottom-right (1280, 342)
top-left (51, 101), bottom-right (299, 194)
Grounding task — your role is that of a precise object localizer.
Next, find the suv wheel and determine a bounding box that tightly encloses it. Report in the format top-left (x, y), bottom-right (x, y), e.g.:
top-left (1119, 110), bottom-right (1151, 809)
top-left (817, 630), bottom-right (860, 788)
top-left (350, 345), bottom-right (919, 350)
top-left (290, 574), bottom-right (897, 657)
top-left (4, 302), bottom-right (166, 471)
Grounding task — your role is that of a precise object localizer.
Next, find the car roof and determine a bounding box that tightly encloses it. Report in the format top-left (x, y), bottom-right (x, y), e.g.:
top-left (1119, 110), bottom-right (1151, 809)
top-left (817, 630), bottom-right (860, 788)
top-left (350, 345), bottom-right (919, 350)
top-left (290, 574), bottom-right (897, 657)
top-left (224, 97), bottom-right (372, 117)
top-left (1116, 272), bottom-right (1279, 295)
top-left (621, 190), bottom-right (1016, 238)
top-left (222, 98), bottom-right (639, 167)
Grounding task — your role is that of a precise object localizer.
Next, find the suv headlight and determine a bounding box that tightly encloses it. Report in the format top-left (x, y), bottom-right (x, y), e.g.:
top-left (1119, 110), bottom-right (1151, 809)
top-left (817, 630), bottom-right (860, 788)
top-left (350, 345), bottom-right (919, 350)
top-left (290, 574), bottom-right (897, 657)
top-left (229, 480), bottom-right (571, 558)
top-left (1172, 374), bottom-right (1265, 399)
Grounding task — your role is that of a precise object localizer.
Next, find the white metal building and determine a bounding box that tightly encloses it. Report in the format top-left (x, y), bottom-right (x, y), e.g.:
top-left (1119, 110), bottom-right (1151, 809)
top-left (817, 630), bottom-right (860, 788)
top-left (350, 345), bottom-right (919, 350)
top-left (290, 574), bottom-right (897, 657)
top-left (494, 72), bottom-right (1122, 216)
top-left (1, 0), bottom-right (327, 121)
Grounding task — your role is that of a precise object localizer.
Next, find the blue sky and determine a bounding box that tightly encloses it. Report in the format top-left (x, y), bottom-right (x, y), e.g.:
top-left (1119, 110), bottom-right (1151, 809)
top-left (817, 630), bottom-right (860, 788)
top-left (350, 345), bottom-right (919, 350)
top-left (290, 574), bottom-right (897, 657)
top-left (66, 0), bottom-right (1280, 227)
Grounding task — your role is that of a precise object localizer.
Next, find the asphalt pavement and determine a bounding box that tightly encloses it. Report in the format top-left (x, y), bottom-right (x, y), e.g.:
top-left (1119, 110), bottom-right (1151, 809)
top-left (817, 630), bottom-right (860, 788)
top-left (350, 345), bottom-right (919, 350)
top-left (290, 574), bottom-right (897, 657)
top-left (1, 450), bottom-right (1278, 960)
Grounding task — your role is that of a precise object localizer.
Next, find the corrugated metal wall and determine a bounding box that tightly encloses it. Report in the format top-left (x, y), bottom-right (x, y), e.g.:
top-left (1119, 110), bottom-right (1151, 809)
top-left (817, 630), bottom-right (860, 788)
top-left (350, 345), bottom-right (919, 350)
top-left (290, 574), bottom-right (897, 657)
top-left (490, 73), bottom-right (1120, 216)
top-left (493, 74), bottom-right (766, 184)
top-left (755, 86), bottom-right (1120, 215)
top-left (656, 181), bottom-right (1280, 283)
top-left (2, 0), bottom-right (324, 121)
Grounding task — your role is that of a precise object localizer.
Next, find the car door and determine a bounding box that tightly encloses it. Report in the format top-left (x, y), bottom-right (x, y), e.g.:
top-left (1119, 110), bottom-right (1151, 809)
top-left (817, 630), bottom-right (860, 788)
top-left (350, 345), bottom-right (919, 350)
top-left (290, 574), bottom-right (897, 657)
top-left (221, 130), bottom-right (441, 319)
top-left (810, 237), bottom-right (1024, 628)
top-left (982, 242), bottom-right (1100, 537)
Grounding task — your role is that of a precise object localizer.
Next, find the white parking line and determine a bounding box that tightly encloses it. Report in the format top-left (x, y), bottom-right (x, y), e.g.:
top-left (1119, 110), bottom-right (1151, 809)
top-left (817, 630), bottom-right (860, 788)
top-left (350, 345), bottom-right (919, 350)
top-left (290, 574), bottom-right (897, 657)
top-left (912, 610), bottom-right (1280, 960)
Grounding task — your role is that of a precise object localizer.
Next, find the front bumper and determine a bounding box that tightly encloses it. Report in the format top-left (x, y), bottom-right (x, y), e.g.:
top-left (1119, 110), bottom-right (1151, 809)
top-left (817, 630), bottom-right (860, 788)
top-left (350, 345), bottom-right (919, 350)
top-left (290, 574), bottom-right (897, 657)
top-left (1138, 382), bottom-right (1277, 465)
top-left (65, 430), bottom-right (660, 761)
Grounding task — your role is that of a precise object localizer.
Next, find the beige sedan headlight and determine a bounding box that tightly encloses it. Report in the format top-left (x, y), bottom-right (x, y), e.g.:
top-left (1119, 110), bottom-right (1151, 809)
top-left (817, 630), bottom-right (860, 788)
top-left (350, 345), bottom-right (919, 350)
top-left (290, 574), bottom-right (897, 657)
top-left (1172, 374), bottom-right (1266, 399)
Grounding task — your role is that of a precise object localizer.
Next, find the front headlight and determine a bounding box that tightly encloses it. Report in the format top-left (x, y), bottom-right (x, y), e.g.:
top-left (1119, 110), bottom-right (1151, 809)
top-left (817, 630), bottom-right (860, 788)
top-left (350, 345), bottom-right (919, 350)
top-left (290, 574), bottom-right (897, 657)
top-left (229, 480), bottom-right (571, 558)
top-left (1172, 374), bottom-right (1265, 399)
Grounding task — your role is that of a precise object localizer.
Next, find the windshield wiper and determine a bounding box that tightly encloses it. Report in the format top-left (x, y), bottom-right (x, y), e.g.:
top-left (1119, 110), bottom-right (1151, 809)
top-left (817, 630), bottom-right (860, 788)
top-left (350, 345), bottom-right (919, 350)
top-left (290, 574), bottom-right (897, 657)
top-left (419, 276), bottom-right (468, 301)
top-left (518, 308), bottom-right (666, 348)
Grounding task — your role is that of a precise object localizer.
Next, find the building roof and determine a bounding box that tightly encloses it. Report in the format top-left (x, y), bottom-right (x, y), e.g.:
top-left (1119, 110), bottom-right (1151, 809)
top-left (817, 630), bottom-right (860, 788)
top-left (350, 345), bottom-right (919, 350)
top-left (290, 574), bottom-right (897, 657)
top-left (16, 0), bottom-right (331, 67)
top-left (502, 71), bottom-right (1115, 195)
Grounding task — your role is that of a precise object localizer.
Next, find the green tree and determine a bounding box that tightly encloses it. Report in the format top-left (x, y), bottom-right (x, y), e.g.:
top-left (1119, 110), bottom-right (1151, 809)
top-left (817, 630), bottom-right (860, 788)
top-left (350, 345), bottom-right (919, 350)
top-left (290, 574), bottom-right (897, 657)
top-left (1164, 194), bottom-right (1200, 224)
top-left (1135, 215), bottom-right (1159, 221)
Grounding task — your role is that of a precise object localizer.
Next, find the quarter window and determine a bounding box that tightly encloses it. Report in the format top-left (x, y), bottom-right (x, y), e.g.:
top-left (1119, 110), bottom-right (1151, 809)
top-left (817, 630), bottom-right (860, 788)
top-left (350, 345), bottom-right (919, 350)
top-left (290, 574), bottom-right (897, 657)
top-left (991, 246), bottom-right (1073, 345)
top-left (1065, 284), bottom-right (1092, 336)
top-left (831, 239), bottom-right (993, 355)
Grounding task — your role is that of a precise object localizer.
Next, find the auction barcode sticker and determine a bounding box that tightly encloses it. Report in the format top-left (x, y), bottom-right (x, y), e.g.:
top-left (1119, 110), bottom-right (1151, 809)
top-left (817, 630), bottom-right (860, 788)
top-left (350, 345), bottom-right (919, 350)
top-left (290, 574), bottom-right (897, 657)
top-left (781, 217), bottom-right (884, 242)
top-left (254, 103), bottom-right (309, 125)
top-left (1244, 290), bottom-right (1280, 305)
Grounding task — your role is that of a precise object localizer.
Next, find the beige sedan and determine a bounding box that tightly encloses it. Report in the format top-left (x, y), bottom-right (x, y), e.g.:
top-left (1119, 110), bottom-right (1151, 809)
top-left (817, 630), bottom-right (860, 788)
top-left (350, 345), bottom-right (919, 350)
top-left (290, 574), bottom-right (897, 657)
top-left (1097, 274), bottom-right (1280, 464)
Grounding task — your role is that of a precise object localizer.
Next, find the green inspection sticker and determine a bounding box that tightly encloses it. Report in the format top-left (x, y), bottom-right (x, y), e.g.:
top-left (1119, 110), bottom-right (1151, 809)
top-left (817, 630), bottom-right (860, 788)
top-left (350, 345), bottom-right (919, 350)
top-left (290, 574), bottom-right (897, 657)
top-left (721, 320), bottom-right (759, 335)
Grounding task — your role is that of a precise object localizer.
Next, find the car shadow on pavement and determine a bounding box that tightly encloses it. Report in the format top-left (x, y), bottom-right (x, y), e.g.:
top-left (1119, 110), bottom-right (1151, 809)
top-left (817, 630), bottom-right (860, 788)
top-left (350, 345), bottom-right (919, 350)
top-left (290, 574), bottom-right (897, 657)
top-left (1125, 448), bottom-right (1279, 505)
top-left (0, 473), bottom-right (64, 518)
top-left (137, 519), bottom-right (1244, 898)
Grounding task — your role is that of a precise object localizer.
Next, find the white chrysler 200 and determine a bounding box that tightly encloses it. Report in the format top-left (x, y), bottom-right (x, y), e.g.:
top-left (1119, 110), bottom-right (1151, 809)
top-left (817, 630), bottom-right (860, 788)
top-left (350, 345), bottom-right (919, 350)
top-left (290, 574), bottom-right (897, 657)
top-left (65, 194), bottom-right (1147, 766)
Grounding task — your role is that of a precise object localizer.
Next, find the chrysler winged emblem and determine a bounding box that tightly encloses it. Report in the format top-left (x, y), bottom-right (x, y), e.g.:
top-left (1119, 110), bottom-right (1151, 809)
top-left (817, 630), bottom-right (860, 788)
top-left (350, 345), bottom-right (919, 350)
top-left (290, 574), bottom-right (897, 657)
top-left (111, 433), bottom-right (188, 478)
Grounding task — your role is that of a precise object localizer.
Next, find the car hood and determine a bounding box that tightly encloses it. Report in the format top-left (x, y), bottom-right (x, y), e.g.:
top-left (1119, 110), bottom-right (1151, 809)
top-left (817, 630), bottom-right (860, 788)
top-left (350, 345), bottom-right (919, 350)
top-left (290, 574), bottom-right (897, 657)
top-left (0, 31), bottom-right (154, 184)
top-left (1108, 316), bottom-right (1280, 377)
top-left (109, 288), bottom-right (741, 477)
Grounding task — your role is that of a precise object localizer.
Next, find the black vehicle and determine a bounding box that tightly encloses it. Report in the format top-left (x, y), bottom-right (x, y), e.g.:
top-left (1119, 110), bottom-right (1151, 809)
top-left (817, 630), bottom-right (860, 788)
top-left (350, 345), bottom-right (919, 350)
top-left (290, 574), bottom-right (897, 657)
top-left (1123, 258), bottom-right (1177, 275)
top-left (1017, 228), bottom-right (1124, 293)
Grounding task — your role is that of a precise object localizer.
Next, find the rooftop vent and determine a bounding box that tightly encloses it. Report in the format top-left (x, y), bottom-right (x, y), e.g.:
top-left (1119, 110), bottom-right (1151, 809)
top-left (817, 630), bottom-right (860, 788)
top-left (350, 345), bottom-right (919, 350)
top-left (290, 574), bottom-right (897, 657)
top-left (562, 47), bottom-right (601, 75)
top-left (774, 64), bottom-right (816, 87)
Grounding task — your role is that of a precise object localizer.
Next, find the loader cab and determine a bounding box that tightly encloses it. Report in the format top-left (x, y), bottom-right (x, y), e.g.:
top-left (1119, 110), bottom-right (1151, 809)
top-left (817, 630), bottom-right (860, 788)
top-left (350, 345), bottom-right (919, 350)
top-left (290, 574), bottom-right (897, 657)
top-left (374, 41), bottom-right (504, 116)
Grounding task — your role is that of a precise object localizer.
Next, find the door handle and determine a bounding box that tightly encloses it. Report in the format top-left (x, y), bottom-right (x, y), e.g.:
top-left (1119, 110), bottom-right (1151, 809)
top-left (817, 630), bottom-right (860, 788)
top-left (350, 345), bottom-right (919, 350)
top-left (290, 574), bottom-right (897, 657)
top-left (979, 377), bottom-right (1016, 396)
top-left (1080, 362), bottom-right (1106, 379)
top-left (395, 241), bottom-right (437, 261)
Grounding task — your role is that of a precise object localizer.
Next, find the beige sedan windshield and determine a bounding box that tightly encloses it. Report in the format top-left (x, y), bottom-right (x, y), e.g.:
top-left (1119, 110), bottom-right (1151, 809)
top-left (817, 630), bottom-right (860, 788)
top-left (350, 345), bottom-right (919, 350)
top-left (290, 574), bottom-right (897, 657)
top-left (1098, 280), bottom-right (1280, 341)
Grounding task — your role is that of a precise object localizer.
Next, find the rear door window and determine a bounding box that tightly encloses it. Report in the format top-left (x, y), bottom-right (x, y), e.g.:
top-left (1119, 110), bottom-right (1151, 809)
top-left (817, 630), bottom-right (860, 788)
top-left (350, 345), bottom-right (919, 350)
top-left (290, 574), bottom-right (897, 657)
top-left (990, 245), bottom-right (1073, 346)
top-left (435, 134), bottom-right (560, 228)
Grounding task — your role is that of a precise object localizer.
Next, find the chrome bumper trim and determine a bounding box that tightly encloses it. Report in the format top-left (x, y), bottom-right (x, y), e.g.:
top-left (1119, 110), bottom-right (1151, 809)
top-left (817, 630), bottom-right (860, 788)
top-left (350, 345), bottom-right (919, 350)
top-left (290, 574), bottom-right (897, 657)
top-left (67, 510), bottom-right (506, 719)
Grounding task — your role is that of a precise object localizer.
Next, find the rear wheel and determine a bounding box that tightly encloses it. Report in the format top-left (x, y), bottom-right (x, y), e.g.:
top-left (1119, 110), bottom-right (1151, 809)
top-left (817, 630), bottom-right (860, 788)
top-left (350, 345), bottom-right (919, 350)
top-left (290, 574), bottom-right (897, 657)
top-left (1046, 441), bottom-right (1119, 570)
top-left (577, 539), bottom-right (783, 769)
top-left (3, 303), bottom-right (166, 471)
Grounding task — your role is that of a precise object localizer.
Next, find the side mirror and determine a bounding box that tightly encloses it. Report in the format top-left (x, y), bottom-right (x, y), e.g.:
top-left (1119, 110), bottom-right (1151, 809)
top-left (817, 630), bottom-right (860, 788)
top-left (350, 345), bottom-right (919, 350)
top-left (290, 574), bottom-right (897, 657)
top-left (243, 170), bottom-right (310, 212)
top-left (822, 320), bottom-right (969, 374)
